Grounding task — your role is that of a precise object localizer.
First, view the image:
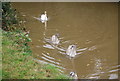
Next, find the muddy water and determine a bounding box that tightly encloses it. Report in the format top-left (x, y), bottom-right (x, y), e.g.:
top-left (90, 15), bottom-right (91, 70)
top-left (12, 2), bottom-right (119, 79)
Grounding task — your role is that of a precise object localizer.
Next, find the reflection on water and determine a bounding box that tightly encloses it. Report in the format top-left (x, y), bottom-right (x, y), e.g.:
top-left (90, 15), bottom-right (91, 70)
top-left (12, 2), bottom-right (119, 79)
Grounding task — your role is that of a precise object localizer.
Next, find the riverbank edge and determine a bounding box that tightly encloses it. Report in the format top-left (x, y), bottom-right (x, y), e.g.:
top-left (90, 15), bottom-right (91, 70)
top-left (2, 28), bottom-right (70, 79)
top-left (2, 2), bottom-right (70, 79)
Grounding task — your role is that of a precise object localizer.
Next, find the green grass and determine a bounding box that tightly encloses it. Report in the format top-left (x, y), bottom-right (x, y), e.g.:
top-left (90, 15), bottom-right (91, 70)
top-left (0, 29), bottom-right (2, 80)
top-left (2, 30), bottom-right (70, 79)
top-left (2, 2), bottom-right (71, 80)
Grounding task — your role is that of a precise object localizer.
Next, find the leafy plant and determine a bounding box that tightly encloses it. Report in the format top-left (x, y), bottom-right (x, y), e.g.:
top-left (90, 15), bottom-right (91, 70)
top-left (2, 2), bottom-right (18, 31)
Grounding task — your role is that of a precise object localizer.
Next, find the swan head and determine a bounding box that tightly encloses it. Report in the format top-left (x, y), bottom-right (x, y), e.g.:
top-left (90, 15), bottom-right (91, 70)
top-left (70, 45), bottom-right (76, 49)
top-left (44, 11), bottom-right (47, 14)
top-left (55, 33), bottom-right (59, 38)
top-left (69, 72), bottom-right (78, 78)
top-left (69, 45), bottom-right (76, 50)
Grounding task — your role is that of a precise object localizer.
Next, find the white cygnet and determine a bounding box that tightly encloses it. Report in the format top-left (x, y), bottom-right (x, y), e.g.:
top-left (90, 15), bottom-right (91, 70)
top-left (51, 34), bottom-right (60, 45)
top-left (66, 45), bottom-right (77, 58)
top-left (40, 11), bottom-right (48, 23)
top-left (70, 72), bottom-right (78, 79)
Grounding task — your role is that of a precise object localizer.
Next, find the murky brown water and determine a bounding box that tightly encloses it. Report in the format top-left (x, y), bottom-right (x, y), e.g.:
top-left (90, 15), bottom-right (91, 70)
top-left (12, 2), bottom-right (119, 79)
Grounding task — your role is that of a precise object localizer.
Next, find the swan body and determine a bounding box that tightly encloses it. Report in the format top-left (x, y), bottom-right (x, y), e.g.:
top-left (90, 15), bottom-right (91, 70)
top-left (66, 45), bottom-right (77, 58)
top-left (51, 34), bottom-right (60, 45)
top-left (40, 11), bottom-right (48, 23)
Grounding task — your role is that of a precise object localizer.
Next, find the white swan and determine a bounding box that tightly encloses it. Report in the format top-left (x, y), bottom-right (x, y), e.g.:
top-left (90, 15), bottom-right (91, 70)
top-left (33, 11), bottom-right (48, 28)
top-left (51, 34), bottom-right (60, 45)
top-left (70, 72), bottom-right (78, 79)
top-left (40, 11), bottom-right (48, 23)
top-left (66, 45), bottom-right (77, 58)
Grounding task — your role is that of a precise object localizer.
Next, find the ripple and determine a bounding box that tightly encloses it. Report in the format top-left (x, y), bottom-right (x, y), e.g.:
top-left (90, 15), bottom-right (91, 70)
top-left (34, 58), bottom-right (65, 70)
top-left (42, 53), bottom-right (56, 60)
top-left (43, 44), bottom-right (55, 49)
top-left (41, 56), bottom-right (60, 65)
top-left (88, 46), bottom-right (97, 51)
top-left (109, 69), bottom-right (120, 73)
top-left (77, 47), bottom-right (88, 51)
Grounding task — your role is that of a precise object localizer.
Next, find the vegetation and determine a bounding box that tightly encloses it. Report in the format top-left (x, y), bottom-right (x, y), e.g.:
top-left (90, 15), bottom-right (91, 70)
top-left (2, 2), bottom-right (18, 31)
top-left (2, 2), bottom-right (70, 79)
top-left (2, 30), bottom-right (69, 79)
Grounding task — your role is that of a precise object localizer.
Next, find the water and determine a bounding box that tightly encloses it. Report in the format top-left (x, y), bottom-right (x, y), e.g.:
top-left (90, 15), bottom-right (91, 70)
top-left (12, 2), bottom-right (119, 79)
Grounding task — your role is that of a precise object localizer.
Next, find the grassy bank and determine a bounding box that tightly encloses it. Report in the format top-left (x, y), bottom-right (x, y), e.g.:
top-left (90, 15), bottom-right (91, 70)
top-left (2, 2), bottom-right (70, 79)
top-left (2, 30), bottom-right (69, 79)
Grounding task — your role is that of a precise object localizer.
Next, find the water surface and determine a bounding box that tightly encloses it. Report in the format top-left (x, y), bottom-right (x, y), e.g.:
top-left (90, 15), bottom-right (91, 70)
top-left (12, 2), bottom-right (119, 79)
